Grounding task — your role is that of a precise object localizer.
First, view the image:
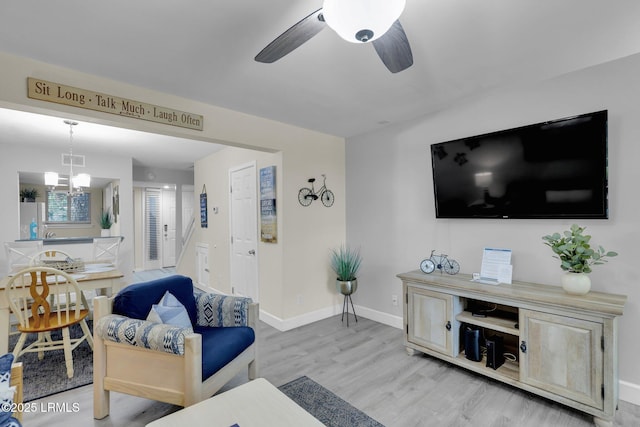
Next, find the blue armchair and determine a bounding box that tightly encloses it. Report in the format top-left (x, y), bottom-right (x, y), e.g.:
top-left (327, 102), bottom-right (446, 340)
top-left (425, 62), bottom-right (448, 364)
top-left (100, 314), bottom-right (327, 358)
top-left (92, 275), bottom-right (258, 419)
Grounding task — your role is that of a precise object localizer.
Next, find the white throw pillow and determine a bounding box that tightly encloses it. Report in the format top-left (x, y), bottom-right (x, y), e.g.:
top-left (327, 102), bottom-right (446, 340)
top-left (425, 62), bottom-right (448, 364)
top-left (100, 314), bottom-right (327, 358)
top-left (146, 291), bottom-right (192, 329)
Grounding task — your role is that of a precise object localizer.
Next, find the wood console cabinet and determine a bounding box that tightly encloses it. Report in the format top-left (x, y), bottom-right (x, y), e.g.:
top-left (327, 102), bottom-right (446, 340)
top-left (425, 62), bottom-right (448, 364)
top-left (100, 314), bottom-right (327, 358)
top-left (398, 271), bottom-right (626, 427)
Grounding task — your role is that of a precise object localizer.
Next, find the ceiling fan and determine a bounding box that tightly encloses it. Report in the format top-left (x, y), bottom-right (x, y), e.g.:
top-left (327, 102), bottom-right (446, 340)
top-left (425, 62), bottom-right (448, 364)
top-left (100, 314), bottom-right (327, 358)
top-left (255, 0), bottom-right (413, 73)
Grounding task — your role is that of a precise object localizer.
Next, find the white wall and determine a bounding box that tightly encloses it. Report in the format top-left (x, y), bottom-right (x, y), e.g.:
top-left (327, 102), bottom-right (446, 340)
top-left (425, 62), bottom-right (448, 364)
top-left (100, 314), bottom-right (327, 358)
top-left (192, 145), bottom-right (347, 326)
top-left (0, 52), bottom-right (346, 330)
top-left (0, 143), bottom-right (134, 279)
top-left (193, 148), bottom-right (283, 310)
top-left (346, 53), bottom-right (640, 396)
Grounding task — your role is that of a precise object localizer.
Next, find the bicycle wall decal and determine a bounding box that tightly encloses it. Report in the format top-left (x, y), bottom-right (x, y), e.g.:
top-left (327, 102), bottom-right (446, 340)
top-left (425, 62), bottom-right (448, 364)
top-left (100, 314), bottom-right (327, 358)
top-left (298, 174), bottom-right (335, 207)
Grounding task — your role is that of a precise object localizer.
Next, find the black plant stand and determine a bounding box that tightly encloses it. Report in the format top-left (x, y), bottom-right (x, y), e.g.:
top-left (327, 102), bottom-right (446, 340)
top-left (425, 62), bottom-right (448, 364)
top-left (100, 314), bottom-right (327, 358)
top-left (341, 293), bottom-right (358, 327)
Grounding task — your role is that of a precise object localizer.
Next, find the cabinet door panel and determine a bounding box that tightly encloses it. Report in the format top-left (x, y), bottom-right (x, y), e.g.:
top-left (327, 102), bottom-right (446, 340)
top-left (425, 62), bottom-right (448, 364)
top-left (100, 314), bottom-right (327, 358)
top-left (520, 309), bottom-right (603, 409)
top-left (407, 287), bottom-right (452, 355)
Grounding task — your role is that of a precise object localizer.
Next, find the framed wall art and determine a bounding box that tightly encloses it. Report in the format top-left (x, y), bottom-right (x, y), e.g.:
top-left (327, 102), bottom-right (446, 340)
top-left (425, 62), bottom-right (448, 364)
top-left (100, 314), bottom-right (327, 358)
top-left (200, 184), bottom-right (208, 228)
top-left (260, 166), bottom-right (277, 243)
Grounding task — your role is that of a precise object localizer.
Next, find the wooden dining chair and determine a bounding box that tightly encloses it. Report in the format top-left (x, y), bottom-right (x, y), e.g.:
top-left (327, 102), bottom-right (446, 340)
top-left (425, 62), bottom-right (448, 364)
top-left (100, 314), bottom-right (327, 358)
top-left (4, 242), bottom-right (45, 338)
top-left (28, 249), bottom-right (74, 267)
top-left (6, 266), bottom-right (93, 378)
top-left (29, 249), bottom-right (90, 312)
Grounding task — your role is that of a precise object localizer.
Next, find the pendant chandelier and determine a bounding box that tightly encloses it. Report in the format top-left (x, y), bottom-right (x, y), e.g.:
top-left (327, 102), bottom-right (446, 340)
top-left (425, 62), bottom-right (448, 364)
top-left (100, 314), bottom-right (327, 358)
top-left (44, 120), bottom-right (90, 194)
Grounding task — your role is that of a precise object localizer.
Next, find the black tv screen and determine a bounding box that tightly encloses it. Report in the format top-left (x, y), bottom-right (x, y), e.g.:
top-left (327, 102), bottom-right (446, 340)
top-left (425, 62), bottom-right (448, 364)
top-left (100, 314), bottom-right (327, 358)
top-left (430, 110), bottom-right (608, 219)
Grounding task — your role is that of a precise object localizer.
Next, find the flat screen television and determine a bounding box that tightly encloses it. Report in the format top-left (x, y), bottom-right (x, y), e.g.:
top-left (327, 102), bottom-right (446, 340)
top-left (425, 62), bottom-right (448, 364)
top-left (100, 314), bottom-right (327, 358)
top-left (430, 110), bottom-right (608, 219)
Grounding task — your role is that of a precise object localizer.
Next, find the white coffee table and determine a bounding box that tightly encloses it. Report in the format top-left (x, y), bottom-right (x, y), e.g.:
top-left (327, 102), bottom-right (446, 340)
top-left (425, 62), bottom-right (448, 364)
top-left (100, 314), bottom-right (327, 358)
top-left (146, 378), bottom-right (325, 427)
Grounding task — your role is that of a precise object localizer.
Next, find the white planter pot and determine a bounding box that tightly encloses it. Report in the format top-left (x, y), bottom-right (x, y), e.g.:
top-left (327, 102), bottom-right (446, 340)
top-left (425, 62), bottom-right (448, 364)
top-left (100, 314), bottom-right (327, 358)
top-left (561, 272), bottom-right (591, 295)
top-left (101, 229), bottom-right (111, 237)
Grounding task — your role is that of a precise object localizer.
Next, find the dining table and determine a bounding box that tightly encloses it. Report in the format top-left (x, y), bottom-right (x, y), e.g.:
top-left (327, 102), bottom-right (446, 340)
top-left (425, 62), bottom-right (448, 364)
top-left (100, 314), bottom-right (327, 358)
top-left (0, 265), bottom-right (124, 354)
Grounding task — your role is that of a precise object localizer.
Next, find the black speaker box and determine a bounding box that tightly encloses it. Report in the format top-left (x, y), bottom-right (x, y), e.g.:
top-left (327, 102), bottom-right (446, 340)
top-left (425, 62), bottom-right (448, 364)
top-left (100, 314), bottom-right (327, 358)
top-left (485, 335), bottom-right (505, 370)
top-left (464, 325), bottom-right (482, 362)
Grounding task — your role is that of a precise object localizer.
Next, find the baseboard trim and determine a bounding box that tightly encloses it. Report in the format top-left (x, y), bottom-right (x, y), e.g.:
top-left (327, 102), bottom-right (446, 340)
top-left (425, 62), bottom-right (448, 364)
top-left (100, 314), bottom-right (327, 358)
top-left (619, 380), bottom-right (640, 405)
top-left (259, 304), bottom-right (403, 331)
top-left (260, 305), bottom-right (341, 332)
top-left (353, 305), bottom-right (403, 329)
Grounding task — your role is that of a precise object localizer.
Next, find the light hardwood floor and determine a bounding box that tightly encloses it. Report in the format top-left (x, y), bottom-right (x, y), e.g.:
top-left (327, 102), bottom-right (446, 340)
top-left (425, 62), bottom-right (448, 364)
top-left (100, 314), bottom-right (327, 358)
top-left (22, 314), bottom-right (640, 427)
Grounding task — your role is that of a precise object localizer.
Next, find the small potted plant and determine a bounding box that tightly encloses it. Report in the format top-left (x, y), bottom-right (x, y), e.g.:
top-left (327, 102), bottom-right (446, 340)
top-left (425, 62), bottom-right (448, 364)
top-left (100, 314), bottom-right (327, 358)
top-left (20, 188), bottom-right (39, 202)
top-left (330, 245), bottom-right (362, 296)
top-left (100, 209), bottom-right (114, 237)
top-left (542, 224), bottom-right (617, 295)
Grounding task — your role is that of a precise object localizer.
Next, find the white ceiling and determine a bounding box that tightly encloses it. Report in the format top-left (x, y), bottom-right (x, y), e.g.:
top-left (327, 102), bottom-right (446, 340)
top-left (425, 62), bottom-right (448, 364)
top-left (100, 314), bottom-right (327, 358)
top-left (0, 108), bottom-right (225, 172)
top-left (1, 1), bottom-right (640, 169)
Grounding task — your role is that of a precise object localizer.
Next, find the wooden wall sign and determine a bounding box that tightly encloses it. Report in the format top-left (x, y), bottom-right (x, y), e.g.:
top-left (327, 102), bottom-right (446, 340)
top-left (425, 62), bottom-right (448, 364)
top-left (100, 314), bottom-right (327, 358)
top-left (27, 77), bottom-right (204, 131)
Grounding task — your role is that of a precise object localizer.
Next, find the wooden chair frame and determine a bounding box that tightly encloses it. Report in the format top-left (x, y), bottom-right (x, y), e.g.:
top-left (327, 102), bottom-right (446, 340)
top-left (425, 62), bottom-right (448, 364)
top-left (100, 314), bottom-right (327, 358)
top-left (27, 250), bottom-right (90, 311)
top-left (10, 362), bottom-right (22, 422)
top-left (6, 267), bottom-right (93, 379)
top-left (28, 249), bottom-right (74, 266)
top-left (93, 295), bottom-right (259, 419)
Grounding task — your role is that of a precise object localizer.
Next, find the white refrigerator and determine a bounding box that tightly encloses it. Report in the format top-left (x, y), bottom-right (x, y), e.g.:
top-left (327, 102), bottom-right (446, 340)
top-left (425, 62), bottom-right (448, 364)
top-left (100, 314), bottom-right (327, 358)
top-left (19, 202), bottom-right (45, 239)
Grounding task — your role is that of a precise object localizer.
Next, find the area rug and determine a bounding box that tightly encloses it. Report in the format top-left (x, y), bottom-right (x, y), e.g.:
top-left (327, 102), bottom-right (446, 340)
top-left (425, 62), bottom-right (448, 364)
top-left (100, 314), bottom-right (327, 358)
top-left (9, 322), bottom-right (93, 402)
top-left (278, 376), bottom-right (385, 427)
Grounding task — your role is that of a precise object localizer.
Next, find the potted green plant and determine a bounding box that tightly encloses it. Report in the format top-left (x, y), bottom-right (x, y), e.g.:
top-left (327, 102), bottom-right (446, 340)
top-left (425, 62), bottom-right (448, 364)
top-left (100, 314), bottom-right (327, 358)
top-left (20, 187), bottom-right (39, 202)
top-left (330, 245), bottom-right (362, 296)
top-left (100, 209), bottom-right (114, 237)
top-left (542, 224), bottom-right (617, 295)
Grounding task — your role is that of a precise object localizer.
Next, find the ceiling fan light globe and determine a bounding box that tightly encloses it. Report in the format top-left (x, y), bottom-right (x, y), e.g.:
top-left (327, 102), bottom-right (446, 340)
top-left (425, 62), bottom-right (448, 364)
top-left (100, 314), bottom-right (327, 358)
top-left (322, 0), bottom-right (405, 43)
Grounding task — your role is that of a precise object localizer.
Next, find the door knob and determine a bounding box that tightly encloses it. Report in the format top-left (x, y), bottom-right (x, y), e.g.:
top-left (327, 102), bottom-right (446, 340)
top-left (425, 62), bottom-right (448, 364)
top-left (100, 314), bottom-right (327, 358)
top-left (248, 249), bottom-right (256, 255)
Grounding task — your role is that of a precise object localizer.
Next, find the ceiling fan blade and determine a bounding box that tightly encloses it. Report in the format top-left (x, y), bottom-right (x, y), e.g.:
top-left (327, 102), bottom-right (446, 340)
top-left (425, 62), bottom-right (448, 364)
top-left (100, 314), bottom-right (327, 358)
top-left (255, 9), bottom-right (326, 63)
top-left (372, 20), bottom-right (413, 73)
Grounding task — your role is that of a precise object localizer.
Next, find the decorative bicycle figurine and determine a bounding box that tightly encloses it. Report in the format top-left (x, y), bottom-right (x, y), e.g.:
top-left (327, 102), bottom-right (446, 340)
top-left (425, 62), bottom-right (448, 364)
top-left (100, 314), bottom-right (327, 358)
top-left (420, 250), bottom-right (460, 275)
top-left (298, 174), bottom-right (335, 207)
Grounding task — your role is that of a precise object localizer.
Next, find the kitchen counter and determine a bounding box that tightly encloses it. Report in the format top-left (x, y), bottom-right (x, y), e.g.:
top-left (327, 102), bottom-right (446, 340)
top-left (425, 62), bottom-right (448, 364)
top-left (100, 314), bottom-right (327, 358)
top-left (16, 236), bottom-right (124, 245)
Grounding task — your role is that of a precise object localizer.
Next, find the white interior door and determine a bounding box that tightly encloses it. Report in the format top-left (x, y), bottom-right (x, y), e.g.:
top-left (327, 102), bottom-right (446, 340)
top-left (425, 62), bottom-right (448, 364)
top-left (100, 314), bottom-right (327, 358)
top-left (162, 188), bottom-right (176, 267)
top-left (195, 242), bottom-right (209, 288)
top-left (229, 163), bottom-right (258, 301)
